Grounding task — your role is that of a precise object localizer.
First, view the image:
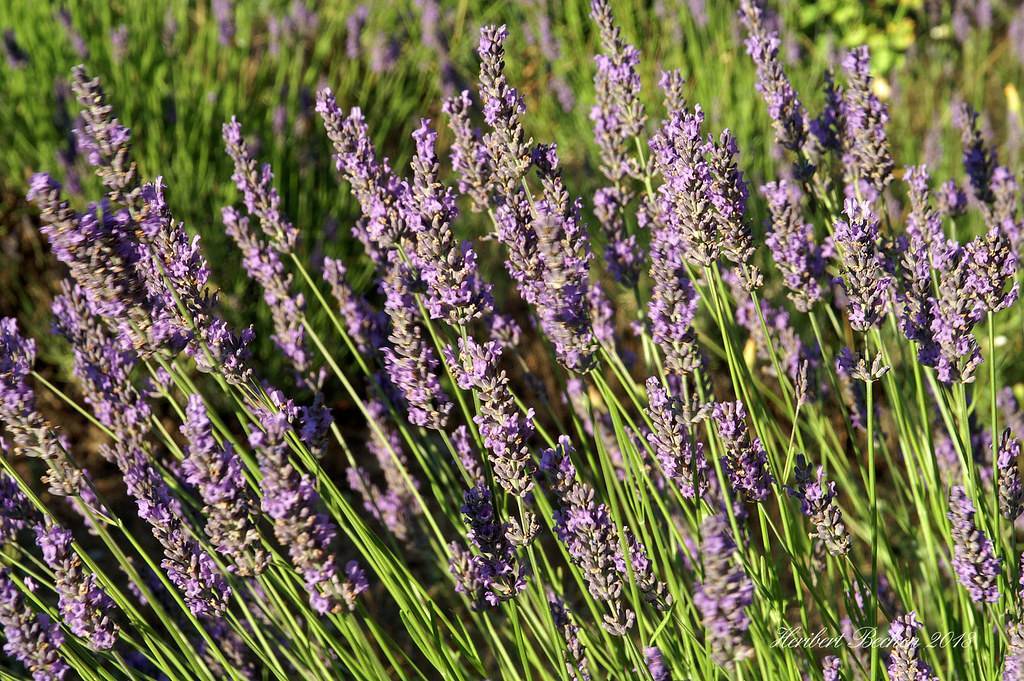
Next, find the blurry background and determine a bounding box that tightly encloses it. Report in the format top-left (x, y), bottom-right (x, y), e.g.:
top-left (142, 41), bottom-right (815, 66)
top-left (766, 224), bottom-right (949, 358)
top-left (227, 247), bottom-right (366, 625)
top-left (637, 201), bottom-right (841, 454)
top-left (1, 0), bottom-right (1022, 376)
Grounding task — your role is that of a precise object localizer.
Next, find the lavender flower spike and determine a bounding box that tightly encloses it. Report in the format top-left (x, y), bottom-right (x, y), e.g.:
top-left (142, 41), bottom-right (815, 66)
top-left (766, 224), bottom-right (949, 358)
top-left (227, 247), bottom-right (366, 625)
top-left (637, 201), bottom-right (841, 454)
top-left (786, 455), bottom-right (850, 556)
top-left (887, 612), bottom-right (938, 681)
top-left (0, 318), bottom-right (83, 497)
top-left (381, 260), bottom-right (452, 429)
top-left (222, 116), bottom-right (298, 252)
top-left (477, 25), bottom-right (532, 195)
top-left (841, 46), bottom-right (894, 198)
top-left (711, 401), bottom-right (773, 503)
top-left (406, 119), bottom-right (492, 325)
top-left (0, 569), bottom-right (69, 681)
top-left (645, 377), bottom-right (709, 499)
top-left (762, 180), bottom-right (824, 312)
top-left (35, 523), bottom-right (119, 651)
top-left (451, 485), bottom-right (527, 607)
top-left (253, 410), bottom-right (366, 613)
top-left (707, 130), bottom-right (761, 289)
top-left (181, 395), bottom-right (269, 576)
top-left (442, 91), bottom-right (493, 213)
top-left (589, 0), bottom-right (644, 183)
top-left (549, 594), bottom-right (591, 681)
top-left (540, 436), bottom-right (635, 635)
top-left (947, 486), bottom-right (1001, 603)
top-left (833, 198), bottom-right (893, 331)
top-left (952, 102), bottom-right (997, 205)
top-left (695, 514), bottom-right (754, 666)
top-left (447, 337), bottom-right (535, 495)
top-left (998, 429), bottom-right (1024, 521)
top-left (739, 0), bottom-right (806, 153)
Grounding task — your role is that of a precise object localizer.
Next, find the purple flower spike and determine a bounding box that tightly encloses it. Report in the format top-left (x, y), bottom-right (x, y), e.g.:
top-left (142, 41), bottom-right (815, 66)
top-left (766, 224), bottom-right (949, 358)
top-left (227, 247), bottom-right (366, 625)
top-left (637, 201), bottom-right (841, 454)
top-left (0, 318), bottom-right (82, 497)
top-left (763, 180), bottom-right (825, 312)
top-left (0, 569), bottom-right (69, 681)
top-left (739, 0), bottom-right (806, 153)
top-left (695, 514), bottom-right (754, 666)
top-left (222, 117), bottom-right (298, 253)
top-left (449, 485), bottom-right (527, 608)
top-left (952, 102), bottom-right (997, 206)
top-left (589, 0), bottom-right (644, 183)
top-left (477, 25), bottom-right (532, 195)
top-left (35, 523), bottom-right (119, 651)
top-left (711, 401), bottom-right (773, 503)
top-left (833, 198), bottom-right (893, 331)
top-left (447, 337), bottom-right (535, 496)
top-left (786, 455), bottom-right (849, 555)
top-left (645, 377), bottom-right (709, 500)
top-left (887, 612), bottom-right (938, 681)
top-left (317, 90), bottom-right (408, 251)
top-left (998, 429), bottom-right (1024, 522)
top-left (947, 486), bottom-right (1001, 603)
top-left (643, 646), bottom-right (669, 681)
top-left (540, 436), bottom-right (637, 636)
top-left (549, 594), bottom-right (591, 680)
top-left (253, 411), bottom-right (365, 613)
top-left (406, 119), bottom-right (492, 325)
top-left (381, 261), bottom-right (452, 430)
top-left (442, 91), bottom-right (493, 213)
top-left (840, 46), bottom-right (894, 198)
top-left (181, 394), bottom-right (268, 576)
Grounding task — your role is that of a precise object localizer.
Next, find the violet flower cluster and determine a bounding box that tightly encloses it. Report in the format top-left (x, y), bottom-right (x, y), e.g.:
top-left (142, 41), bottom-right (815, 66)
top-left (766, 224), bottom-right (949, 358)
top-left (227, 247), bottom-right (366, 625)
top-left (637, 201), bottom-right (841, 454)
top-left (253, 407), bottom-right (367, 614)
top-left (36, 523), bottom-right (119, 651)
top-left (947, 485), bottom-right (1001, 603)
top-left (0, 569), bottom-right (68, 681)
top-left (181, 395), bottom-right (269, 576)
top-left (447, 337), bottom-right (535, 496)
top-left (694, 514), bottom-right (754, 667)
top-left (449, 485), bottom-right (527, 608)
top-left (711, 401), bottom-right (773, 503)
top-left (645, 377), bottom-right (709, 500)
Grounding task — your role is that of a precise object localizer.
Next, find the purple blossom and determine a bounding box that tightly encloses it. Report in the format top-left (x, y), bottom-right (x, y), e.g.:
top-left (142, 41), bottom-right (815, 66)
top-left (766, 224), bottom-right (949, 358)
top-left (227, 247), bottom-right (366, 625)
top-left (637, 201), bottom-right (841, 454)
top-left (447, 337), bottom-right (535, 496)
top-left (0, 472), bottom-right (36, 544)
top-left (711, 401), bottom-right (773, 503)
top-left (0, 318), bottom-right (82, 497)
top-left (223, 117), bottom-right (298, 252)
top-left (593, 186), bottom-right (643, 286)
top-left (405, 119), bottom-right (492, 324)
top-left (346, 6), bottom-right (368, 60)
top-left (253, 411), bottom-right (365, 613)
top-left (380, 260), bottom-right (452, 429)
top-left (952, 102), bottom-right (997, 205)
top-left (947, 485), bottom-right (1001, 603)
top-left (763, 180), bottom-right (825, 311)
top-left (321, 257), bottom-right (387, 355)
top-left (477, 25), bottom-right (532, 195)
top-left (643, 646), bottom-right (669, 681)
top-left (442, 91), bottom-right (493, 213)
top-left (221, 206), bottom-right (316, 388)
top-left (549, 594), bottom-right (591, 680)
top-left (212, 0), bottom-right (235, 46)
top-left (35, 523), bottom-right (119, 651)
top-left (739, 0), bottom-right (806, 153)
top-left (887, 612), bottom-right (938, 681)
top-left (645, 378), bottom-right (709, 500)
top-left (833, 198), bottom-right (893, 331)
top-left (840, 46), bottom-right (893, 198)
top-left (707, 130), bottom-right (760, 288)
top-left (449, 486), bottom-right (527, 607)
top-left (540, 436), bottom-right (635, 635)
top-left (786, 455), bottom-right (849, 555)
top-left (181, 394), bottom-right (268, 575)
top-left (0, 569), bottom-right (68, 681)
top-left (589, 0), bottom-right (644, 183)
top-left (998, 429), bottom-right (1024, 522)
top-left (317, 91), bottom-right (408, 251)
top-left (695, 514), bottom-right (754, 666)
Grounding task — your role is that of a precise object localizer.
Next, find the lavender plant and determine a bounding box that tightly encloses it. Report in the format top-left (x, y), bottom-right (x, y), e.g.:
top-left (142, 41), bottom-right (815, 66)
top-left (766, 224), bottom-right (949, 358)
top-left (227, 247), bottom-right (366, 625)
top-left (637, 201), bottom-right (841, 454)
top-left (4, 5), bottom-right (1024, 680)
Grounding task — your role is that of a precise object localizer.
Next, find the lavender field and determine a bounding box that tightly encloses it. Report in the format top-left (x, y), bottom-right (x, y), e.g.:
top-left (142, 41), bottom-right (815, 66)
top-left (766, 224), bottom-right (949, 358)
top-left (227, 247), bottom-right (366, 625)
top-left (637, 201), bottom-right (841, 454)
top-left (3, 0), bottom-right (1024, 679)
